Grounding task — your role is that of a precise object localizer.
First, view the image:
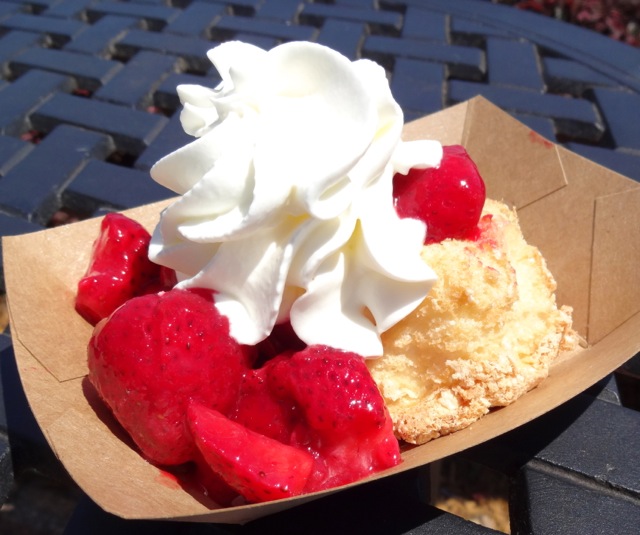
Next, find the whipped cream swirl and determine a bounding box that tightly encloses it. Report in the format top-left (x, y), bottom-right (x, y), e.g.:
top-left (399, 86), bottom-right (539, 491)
top-left (149, 41), bottom-right (442, 357)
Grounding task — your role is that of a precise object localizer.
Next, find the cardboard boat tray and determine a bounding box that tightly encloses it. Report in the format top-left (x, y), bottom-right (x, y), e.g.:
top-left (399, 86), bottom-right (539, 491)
top-left (4, 96), bottom-right (640, 523)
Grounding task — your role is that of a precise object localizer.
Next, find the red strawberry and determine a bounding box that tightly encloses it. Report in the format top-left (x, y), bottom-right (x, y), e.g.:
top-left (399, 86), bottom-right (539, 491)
top-left (232, 356), bottom-right (298, 445)
top-left (231, 346), bottom-right (401, 493)
top-left (76, 212), bottom-right (176, 325)
top-left (269, 346), bottom-right (401, 490)
top-left (189, 451), bottom-right (241, 506)
top-left (187, 402), bottom-right (314, 503)
top-left (393, 145), bottom-right (486, 244)
top-left (88, 288), bottom-right (255, 465)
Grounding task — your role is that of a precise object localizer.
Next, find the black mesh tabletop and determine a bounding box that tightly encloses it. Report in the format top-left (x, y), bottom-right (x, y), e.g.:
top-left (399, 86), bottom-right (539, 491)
top-left (1, 0), bottom-right (639, 533)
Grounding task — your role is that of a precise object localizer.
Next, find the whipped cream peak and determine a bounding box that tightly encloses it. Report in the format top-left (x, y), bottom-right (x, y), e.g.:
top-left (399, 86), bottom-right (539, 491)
top-left (149, 41), bottom-right (442, 357)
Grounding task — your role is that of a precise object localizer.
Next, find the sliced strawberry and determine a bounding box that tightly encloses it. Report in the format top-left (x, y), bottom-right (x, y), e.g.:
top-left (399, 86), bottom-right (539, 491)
top-left (187, 402), bottom-right (314, 503)
top-left (269, 346), bottom-right (401, 490)
top-left (88, 288), bottom-right (255, 465)
top-left (393, 145), bottom-right (486, 244)
top-left (231, 346), bottom-right (401, 493)
top-left (76, 212), bottom-right (176, 325)
top-left (189, 451), bottom-right (240, 506)
top-left (232, 356), bottom-right (298, 445)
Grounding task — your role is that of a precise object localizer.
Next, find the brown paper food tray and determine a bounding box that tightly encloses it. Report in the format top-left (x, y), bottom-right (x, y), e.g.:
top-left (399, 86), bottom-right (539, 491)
top-left (4, 96), bottom-right (640, 524)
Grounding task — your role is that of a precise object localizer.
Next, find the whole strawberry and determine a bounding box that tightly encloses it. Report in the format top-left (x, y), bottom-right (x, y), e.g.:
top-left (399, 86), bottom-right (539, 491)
top-left (393, 145), bottom-right (486, 244)
top-left (88, 288), bottom-right (255, 465)
top-left (76, 213), bottom-right (176, 325)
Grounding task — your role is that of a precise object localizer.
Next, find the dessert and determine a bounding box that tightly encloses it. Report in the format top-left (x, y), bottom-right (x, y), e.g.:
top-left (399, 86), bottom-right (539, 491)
top-left (75, 41), bottom-right (577, 505)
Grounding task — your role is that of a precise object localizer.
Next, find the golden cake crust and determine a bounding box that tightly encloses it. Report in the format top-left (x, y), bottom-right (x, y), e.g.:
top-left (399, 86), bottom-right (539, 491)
top-left (368, 199), bottom-right (578, 445)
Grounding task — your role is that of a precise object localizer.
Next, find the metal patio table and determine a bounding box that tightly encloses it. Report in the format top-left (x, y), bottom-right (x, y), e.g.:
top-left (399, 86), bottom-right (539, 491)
top-left (1, 0), bottom-right (639, 533)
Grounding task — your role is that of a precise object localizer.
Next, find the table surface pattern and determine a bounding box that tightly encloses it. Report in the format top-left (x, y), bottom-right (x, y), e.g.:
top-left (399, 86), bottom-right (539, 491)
top-left (0, 0), bottom-right (639, 533)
